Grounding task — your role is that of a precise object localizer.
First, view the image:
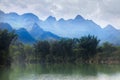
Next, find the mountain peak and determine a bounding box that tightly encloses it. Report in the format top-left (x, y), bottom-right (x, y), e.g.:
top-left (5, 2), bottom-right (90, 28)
top-left (58, 18), bottom-right (64, 21)
top-left (30, 23), bottom-right (44, 38)
top-left (16, 28), bottom-right (35, 44)
top-left (22, 13), bottom-right (37, 17)
top-left (18, 28), bottom-right (27, 31)
top-left (0, 23), bottom-right (13, 31)
top-left (8, 12), bottom-right (19, 16)
top-left (105, 25), bottom-right (116, 30)
top-left (74, 15), bottom-right (84, 21)
top-left (21, 13), bottom-right (40, 21)
top-left (46, 16), bottom-right (56, 21)
top-left (58, 18), bottom-right (65, 23)
top-left (30, 23), bottom-right (60, 40)
top-left (32, 23), bottom-right (43, 31)
top-left (0, 10), bottom-right (5, 14)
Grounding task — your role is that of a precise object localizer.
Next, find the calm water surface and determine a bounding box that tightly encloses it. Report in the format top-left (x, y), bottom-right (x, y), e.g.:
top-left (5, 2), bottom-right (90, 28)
top-left (0, 64), bottom-right (120, 80)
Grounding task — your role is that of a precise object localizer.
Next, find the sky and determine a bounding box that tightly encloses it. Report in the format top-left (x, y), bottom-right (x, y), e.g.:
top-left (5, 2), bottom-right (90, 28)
top-left (0, 0), bottom-right (120, 29)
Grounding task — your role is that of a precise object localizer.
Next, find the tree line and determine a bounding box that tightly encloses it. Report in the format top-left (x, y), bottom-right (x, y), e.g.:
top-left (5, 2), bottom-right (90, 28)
top-left (0, 29), bottom-right (16, 66)
top-left (33, 35), bottom-right (100, 63)
top-left (1, 29), bottom-right (120, 66)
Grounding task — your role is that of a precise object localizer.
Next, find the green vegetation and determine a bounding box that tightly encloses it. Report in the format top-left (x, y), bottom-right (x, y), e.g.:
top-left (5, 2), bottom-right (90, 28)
top-left (95, 42), bottom-right (120, 64)
top-left (9, 35), bottom-right (100, 64)
top-left (1, 29), bottom-right (120, 66)
top-left (0, 30), bottom-right (16, 66)
top-left (31, 35), bottom-right (99, 63)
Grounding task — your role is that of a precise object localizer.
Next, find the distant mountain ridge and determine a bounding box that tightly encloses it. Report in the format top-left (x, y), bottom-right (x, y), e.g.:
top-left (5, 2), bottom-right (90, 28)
top-left (30, 23), bottom-right (60, 40)
top-left (0, 23), bottom-right (13, 31)
top-left (0, 22), bottom-right (35, 43)
top-left (15, 28), bottom-right (36, 44)
top-left (0, 22), bottom-right (60, 43)
top-left (0, 10), bottom-right (120, 44)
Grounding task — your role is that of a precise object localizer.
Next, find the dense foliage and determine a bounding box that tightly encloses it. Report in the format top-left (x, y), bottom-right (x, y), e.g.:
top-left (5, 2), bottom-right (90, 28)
top-left (19, 35), bottom-right (99, 64)
top-left (0, 30), bottom-right (16, 66)
top-left (1, 29), bottom-right (120, 65)
top-left (9, 34), bottom-right (120, 64)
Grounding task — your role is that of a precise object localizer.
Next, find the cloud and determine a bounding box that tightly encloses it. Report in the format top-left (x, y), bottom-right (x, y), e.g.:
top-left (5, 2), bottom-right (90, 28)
top-left (0, 0), bottom-right (120, 28)
top-left (95, 0), bottom-right (120, 28)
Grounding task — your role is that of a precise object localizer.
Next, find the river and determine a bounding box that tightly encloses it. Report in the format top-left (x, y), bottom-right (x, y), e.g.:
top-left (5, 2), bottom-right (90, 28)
top-left (0, 64), bottom-right (120, 80)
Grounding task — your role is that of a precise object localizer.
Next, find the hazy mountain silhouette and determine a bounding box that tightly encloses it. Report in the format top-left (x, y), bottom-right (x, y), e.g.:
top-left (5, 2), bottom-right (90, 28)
top-left (0, 23), bottom-right (13, 31)
top-left (0, 22), bottom-right (36, 43)
top-left (102, 25), bottom-right (120, 44)
top-left (15, 28), bottom-right (36, 43)
top-left (1, 10), bottom-right (120, 44)
top-left (30, 23), bottom-right (60, 40)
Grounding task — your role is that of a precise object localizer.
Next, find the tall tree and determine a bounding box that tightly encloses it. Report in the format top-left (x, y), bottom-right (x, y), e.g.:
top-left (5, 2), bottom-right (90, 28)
top-left (0, 29), bottom-right (16, 66)
top-left (34, 41), bottom-right (50, 63)
top-left (78, 35), bottom-right (100, 61)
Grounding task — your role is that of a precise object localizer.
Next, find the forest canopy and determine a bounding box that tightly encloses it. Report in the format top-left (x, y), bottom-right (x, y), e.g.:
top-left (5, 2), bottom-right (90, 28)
top-left (0, 29), bottom-right (120, 66)
top-left (0, 29), bottom-right (16, 66)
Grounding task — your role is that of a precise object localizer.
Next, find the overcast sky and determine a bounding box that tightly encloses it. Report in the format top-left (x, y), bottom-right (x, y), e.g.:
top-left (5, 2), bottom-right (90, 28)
top-left (0, 0), bottom-right (120, 29)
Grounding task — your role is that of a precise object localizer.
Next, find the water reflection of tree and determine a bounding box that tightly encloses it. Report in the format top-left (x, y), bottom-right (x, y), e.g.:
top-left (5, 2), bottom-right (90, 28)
top-left (0, 68), bottom-right (10, 80)
top-left (77, 64), bottom-right (97, 76)
top-left (37, 64), bottom-right (97, 76)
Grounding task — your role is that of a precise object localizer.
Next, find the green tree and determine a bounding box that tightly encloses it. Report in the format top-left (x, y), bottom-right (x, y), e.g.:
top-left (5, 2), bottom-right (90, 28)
top-left (78, 35), bottom-right (100, 61)
top-left (0, 30), bottom-right (16, 66)
top-left (10, 41), bottom-right (26, 64)
top-left (34, 41), bottom-right (50, 63)
top-left (59, 39), bottom-right (74, 62)
top-left (24, 45), bottom-right (34, 62)
top-left (102, 42), bottom-right (116, 54)
top-left (97, 42), bottom-right (117, 59)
